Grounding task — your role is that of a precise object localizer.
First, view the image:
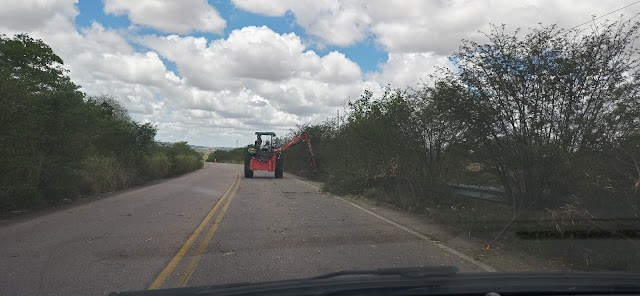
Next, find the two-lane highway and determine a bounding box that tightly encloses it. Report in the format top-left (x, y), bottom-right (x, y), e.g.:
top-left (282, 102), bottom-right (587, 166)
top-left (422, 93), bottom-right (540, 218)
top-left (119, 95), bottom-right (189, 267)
top-left (0, 163), bottom-right (492, 295)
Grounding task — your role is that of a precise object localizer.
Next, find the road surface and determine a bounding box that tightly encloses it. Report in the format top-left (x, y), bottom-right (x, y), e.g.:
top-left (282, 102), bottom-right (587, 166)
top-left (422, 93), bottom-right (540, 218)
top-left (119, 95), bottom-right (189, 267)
top-left (0, 163), bottom-right (494, 295)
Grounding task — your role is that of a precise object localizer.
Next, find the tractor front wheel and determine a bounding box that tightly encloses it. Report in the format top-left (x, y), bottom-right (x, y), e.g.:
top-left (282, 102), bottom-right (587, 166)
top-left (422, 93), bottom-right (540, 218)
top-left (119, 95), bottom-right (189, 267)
top-left (275, 158), bottom-right (284, 179)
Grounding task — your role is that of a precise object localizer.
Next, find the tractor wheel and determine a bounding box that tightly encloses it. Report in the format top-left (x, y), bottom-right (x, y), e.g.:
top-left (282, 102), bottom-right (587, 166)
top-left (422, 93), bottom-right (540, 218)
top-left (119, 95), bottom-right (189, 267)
top-left (275, 158), bottom-right (284, 179)
top-left (244, 154), bottom-right (254, 178)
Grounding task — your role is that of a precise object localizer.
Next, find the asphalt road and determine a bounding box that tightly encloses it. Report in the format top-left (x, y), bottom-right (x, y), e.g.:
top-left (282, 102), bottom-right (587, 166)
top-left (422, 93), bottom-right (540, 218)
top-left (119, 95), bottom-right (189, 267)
top-left (0, 163), bottom-right (494, 295)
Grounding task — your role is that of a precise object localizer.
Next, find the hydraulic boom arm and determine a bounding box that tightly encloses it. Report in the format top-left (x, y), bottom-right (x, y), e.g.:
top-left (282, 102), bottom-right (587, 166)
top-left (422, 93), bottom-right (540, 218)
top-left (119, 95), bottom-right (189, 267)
top-left (276, 131), bottom-right (317, 169)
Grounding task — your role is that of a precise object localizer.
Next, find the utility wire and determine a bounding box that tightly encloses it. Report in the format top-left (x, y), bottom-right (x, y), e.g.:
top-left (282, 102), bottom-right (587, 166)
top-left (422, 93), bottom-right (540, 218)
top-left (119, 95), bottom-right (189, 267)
top-left (567, 0), bottom-right (640, 31)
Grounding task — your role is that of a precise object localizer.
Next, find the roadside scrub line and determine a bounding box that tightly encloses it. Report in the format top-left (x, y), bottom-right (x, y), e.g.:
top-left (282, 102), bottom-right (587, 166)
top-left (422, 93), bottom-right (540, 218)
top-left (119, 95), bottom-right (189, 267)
top-left (292, 177), bottom-right (497, 272)
top-left (149, 172), bottom-right (240, 290)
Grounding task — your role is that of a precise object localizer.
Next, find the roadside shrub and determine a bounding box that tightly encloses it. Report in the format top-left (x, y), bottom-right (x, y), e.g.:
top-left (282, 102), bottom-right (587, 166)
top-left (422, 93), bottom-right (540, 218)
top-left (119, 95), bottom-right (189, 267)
top-left (0, 185), bottom-right (44, 213)
top-left (143, 152), bottom-right (171, 180)
top-left (206, 147), bottom-right (246, 163)
top-left (80, 156), bottom-right (132, 195)
top-left (171, 154), bottom-right (202, 175)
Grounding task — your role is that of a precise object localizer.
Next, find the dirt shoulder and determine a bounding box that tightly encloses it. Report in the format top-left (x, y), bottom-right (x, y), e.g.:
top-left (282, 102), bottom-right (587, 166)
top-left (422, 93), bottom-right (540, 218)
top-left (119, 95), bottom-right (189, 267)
top-left (342, 194), bottom-right (570, 272)
top-left (291, 177), bottom-right (568, 272)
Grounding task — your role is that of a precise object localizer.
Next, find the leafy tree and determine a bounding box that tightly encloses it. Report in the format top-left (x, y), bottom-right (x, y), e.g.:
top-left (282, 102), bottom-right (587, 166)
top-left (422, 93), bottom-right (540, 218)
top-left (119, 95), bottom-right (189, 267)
top-left (0, 33), bottom-right (85, 207)
top-left (87, 95), bottom-right (132, 122)
top-left (433, 21), bottom-right (640, 211)
top-left (0, 34), bottom-right (203, 213)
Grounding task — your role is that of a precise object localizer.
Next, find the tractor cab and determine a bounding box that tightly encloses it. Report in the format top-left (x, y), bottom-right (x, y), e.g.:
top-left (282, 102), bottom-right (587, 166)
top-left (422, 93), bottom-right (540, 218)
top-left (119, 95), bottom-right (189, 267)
top-left (250, 132), bottom-right (276, 162)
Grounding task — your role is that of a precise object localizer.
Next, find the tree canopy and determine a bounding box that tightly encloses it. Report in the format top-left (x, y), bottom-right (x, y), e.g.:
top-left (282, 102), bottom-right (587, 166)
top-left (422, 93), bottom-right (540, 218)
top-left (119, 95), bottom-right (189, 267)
top-left (0, 34), bottom-right (203, 213)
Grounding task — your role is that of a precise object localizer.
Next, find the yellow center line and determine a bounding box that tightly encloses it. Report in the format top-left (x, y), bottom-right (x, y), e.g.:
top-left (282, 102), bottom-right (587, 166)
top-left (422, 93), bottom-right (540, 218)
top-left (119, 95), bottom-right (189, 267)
top-left (177, 175), bottom-right (241, 287)
top-left (148, 172), bottom-right (239, 290)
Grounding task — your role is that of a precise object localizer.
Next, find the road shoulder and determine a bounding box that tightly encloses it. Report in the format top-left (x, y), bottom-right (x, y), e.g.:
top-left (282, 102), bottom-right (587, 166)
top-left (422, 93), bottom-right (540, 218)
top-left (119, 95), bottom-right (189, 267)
top-left (288, 175), bottom-right (566, 272)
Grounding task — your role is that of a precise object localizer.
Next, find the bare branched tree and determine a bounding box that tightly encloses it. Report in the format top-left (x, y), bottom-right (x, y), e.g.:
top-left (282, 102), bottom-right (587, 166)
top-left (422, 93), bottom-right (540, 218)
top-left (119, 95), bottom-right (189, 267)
top-left (436, 20), bottom-right (640, 211)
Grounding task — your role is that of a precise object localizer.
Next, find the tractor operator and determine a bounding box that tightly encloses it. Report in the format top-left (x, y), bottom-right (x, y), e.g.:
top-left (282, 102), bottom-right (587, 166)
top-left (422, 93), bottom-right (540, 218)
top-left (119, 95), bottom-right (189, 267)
top-left (263, 140), bottom-right (271, 151)
top-left (255, 134), bottom-right (262, 149)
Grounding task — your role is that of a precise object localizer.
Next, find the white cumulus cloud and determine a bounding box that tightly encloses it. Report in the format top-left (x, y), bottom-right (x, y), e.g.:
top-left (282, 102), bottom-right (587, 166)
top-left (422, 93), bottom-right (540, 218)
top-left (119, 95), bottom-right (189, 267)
top-left (103, 0), bottom-right (226, 34)
top-left (0, 0), bottom-right (78, 32)
top-left (366, 52), bottom-right (452, 88)
top-left (139, 26), bottom-right (365, 117)
top-left (232, 0), bottom-right (371, 47)
top-left (232, 0), bottom-right (634, 54)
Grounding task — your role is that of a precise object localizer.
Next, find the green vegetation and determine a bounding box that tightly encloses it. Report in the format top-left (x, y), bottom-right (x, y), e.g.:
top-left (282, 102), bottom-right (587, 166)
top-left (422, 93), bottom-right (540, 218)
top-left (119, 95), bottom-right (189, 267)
top-left (285, 20), bottom-right (640, 270)
top-left (206, 147), bottom-right (249, 164)
top-left (0, 34), bottom-right (203, 214)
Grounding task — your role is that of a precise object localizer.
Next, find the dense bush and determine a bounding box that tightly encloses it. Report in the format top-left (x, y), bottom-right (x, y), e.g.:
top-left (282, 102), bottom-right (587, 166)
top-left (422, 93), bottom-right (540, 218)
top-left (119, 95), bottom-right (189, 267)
top-left (162, 142), bottom-right (205, 175)
top-left (80, 156), bottom-right (133, 195)
top-left (172, 154), bottom-right (202, 175)
top-left (286, 20), bottom-right (640, 238)
top-left (0, 34), bottom-right (203, 213)
top-left (142, 152), bottom-right (171, 180)
top-left (285, 89), bottom-right (459, 211)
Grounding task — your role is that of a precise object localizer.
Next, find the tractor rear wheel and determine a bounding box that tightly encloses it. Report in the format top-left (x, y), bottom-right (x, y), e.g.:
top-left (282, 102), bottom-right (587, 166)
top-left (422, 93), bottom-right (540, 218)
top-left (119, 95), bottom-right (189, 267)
top-left (275, 158), bottom-right (284, 179)
top-left (244, 154), bottom-right (254, 178)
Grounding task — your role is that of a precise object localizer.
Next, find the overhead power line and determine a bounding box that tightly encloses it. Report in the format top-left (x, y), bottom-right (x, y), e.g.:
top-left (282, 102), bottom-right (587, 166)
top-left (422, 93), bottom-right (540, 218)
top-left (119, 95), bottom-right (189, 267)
top-left (567, 0), bottom-right (640, 31)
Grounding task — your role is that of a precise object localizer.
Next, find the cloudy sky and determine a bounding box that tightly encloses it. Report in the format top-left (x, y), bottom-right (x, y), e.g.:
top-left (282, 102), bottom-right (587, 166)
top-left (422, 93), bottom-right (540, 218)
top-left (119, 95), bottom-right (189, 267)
top-left (1, 0), bottom-right (636, 147)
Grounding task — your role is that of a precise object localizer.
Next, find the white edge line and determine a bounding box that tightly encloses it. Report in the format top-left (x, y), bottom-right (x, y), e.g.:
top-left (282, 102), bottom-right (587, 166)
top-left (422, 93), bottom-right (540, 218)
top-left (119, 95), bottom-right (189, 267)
top-left (293, 177), bottom-right (497, 272)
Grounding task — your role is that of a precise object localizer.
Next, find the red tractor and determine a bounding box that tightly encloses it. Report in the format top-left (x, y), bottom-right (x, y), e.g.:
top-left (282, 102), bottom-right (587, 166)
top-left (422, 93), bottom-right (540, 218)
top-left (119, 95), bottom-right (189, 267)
top-left (244, 131), bottom-right (316, 178)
